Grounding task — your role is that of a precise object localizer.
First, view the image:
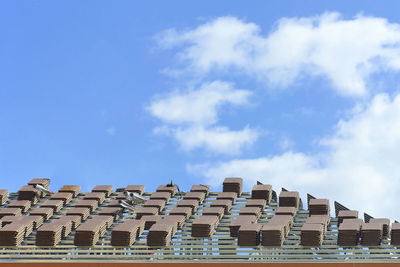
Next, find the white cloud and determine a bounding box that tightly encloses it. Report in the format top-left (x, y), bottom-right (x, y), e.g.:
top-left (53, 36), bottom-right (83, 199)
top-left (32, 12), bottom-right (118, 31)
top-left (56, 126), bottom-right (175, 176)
top-left (148, 81), bottom-right (251, 126)
top-left (159, 13), bottom-right (400, 96)
top-left (148, 81), bottom-right (258, 155)
top-left (188, 93), bottom-right (400, 219)
top-left (174, 125), bottom-right (258, 155)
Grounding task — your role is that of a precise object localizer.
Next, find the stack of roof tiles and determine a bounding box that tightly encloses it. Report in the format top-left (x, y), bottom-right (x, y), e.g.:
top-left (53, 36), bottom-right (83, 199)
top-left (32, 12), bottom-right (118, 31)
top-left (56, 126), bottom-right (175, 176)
top-left (192, 216), bottom-right (219, 237)
top-left (1, 216), bottom-right (36, 238)
top-left (361, 223), bottom-right (383, 246)
top-left (177, 199), bottom-right (199, 212)
top-left (370, 218), bottom-right (390, 237)
top-left (309, 199), bottom-right (330, 215)
top-left (28, 178), bottom-right (50, 188)
top-left (51, 192), bottom-right (73, 205)
top-left (251, 184), bottom-right (272, 202)
top-left (223, 177), bottom-right (243, 196)
top-left (275, 207), bottom-right (297, 217)
top-left (107, 199), bottom-right (123, 208)
top-left (40, 199), bottom-right (64, 213)
top-left (58, 185), bottom-right (81, 197)
top-left (165, 220), bottom-right (178, 236)
top-left (144, 199), bottom-right (166, 212)
top-left (111, 220), bottom-right (144, 246)
top-left (29, 207), bottom-right (54, 221)
top-left (163, 215), bottom-right (186, 230)
top-left (1, 216), bottom-right (17, 228)
top-left (229, 215), bottom-right (257, 237)
top-left (0, 208), bottom-right (21, 218)
top-left (28, 178), bottom-right (50, 198)
top-left (261, 215), bottom-right (293, 246)
top-left (301, 223), bottom-right (324, 246)
top-left (190, 184), bottom-right (210, 196)
top-left (82, 192), bottom-right (105, 204)
top-left (74, 221), bottom-right (100, 246)
top-left (147, 222), bottom-right (174, 246)
top-left (239, 207), bottom-right (262, 219)
top-left (74, 199), bottom-right (98, 212)
top-left (150, 192), bottom-right (170, 202)
top-left (338, 219), bottom-right (362, 246)
top-left (238, 223), bottom-right (262, 246)
top-left (0, 222), bottom-right (26, 246)
top-left (66, 207), bottom-right (90, 221)
top-left (305, 215), bottom-right (329, 235)
top-left (210, 199), bottom-right (232, 213)
top-left (125, 185), bottom-right (145, 195)
top-left (98, 207), bottom-right (122, 220)
top-left (141, 215), bottom-right (161, 230)
top-left (36, 221), bottom-right (63, 246)
top-left (279, 191), bottom-right (300, 208)
top-left (135, 207), bottom-right (158, 219)
top-left (54, 219), bottom-right (73, 238)
top-left (92, 185), bottom-right (113, 197)
top-left (269, 215), bottom-right (293, 236)
top-left (91, 216), bottom-right (114, 236)
top-left (169, 207), bottom-right (192, 219)
top-left (73, 216), bottom-right (113, 247)
top-left (246, 199), bottom-right (266, 210)
top-left (183, 192), bottom-right (205, 202)
top-left (7, 199), bottom-right (31, 212)
top-left (262, 223), bottom-right (285, 246)
top-left (391, 222), bottom-right (400, 246)
top-left (32, 215), bottom-right (44, 229)
top-left (156, 184), bottom-right (177, 196)
top-left (13, 215), bottom-right (43, 231)
top-left (21, 217), bottom-right (35, 237)
top-left (216, 192), bottom-right (237, 204)
top-left (338, 210), bottom-right (358, 226)
top-left (18, 186), bottom-right (40, 204)
top-left (62, 215), bottom-right (81, 229)
top-left (202, 207), bottom-right (224, 219)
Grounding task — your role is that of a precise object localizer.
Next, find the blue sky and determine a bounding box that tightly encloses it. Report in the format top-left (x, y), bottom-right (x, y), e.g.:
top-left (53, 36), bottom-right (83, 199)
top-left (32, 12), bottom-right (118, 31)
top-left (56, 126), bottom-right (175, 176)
top-left (2, 1), bottom-right (400, 218)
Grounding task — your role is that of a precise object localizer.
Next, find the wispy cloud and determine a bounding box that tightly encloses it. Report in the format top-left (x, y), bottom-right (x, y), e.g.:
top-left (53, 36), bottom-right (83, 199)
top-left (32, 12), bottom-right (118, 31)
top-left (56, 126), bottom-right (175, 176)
top-left (148, 81), bottom-right (251, 126)
top-left (148, 81), bottom-right (259, 155)
top-left (158, 13), bottom-right (400, 97)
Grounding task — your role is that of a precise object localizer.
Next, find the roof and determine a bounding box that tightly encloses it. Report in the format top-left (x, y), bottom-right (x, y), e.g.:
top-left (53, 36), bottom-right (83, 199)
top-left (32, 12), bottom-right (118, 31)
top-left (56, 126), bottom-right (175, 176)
top-left (0, 180), bottom-right (398, 263)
